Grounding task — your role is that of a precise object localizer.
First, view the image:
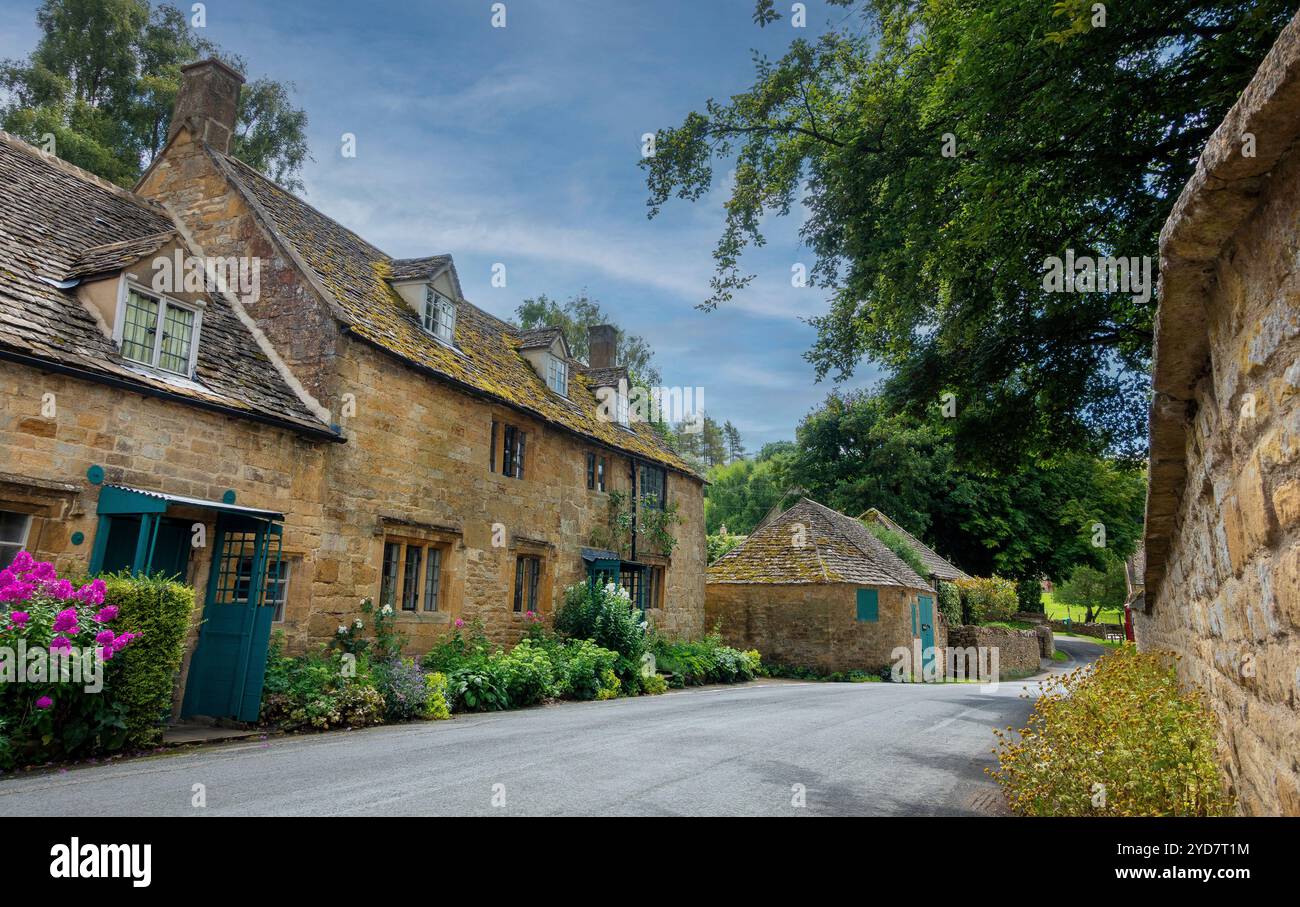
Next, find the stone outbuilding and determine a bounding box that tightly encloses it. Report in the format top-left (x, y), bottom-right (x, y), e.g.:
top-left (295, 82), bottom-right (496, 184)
top-left (1136, 11), bottom-right (1300, 815)
top-left (859, 508), bottom-right (969, 585)
top-left (705, 498), bottom-right (940, 674)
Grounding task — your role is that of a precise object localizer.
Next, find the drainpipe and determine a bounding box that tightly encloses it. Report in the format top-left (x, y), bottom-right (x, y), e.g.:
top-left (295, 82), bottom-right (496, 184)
top-left (629, 458), bottom-right (638, 562)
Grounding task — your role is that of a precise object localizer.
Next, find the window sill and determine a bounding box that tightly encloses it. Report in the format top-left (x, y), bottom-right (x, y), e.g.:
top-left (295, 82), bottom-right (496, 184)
top-left (396, 611), bottom-right (451, 624)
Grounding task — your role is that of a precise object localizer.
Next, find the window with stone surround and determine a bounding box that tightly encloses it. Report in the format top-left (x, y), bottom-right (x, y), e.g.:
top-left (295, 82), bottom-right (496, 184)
top-left (492, 421), bottom-right (526, 479)
top-left (119, 286), bottom-right (201, 377)
top-left (639, 464), bottom-right (666, 510)
top-left (546, 353), bottom-right (568, 396)
top-left (267, 558), bottom-right (292, 622)
top-left (585, 452), bottom-right (607, 491)
top-left (0, 510), bottom-right (32, 571)
top-left (381, 537), bottom-right (446, 613)
top-left (513, 555), bottom-right (541, 613)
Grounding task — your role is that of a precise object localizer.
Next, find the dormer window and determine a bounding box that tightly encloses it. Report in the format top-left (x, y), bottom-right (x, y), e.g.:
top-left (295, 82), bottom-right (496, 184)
top-left (119, 286), bottom-right (201, 376)
top-left (616, 390), bottom-right (630, 426)
top-left (422, 287), bottom-right (456, 343)
top-left (546, 354), bottom-right (568, 396)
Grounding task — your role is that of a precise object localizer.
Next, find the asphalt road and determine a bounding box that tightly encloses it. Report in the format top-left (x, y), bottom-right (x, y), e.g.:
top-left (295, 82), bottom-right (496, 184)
top-left (0, 637), bottom-right (1103, 817)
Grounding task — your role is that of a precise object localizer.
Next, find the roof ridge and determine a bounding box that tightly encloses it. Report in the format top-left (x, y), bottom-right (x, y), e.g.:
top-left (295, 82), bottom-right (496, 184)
top-left (804, 498), bottom-right (930, 589)
top-left (0, 130), bottom-right (169, 215)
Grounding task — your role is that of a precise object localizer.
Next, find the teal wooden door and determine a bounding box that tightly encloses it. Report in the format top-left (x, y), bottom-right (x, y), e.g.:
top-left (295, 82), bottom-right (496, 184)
top-left (181, 520), bottom-right (280, 722)
top-left (918, 594), bottom-right (936, 677)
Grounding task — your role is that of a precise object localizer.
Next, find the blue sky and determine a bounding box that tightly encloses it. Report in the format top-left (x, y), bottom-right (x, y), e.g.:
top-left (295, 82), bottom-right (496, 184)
top-left (0, 0), bottom-right (882, 450)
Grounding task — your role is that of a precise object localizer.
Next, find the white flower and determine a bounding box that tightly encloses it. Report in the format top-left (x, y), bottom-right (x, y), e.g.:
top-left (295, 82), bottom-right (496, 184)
top-left (381, 604), bottom-right (392, 615)
top-left (354, 619), bottom-right (364, 629)
top-left (337, 625), bottom-right (347, 635)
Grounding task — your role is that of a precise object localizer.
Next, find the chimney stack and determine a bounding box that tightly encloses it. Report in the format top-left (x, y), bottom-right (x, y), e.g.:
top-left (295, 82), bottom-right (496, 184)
top-left (168, 58), bottom-right (245, 154)
top-left (588, 324), bottom-right (617, 369)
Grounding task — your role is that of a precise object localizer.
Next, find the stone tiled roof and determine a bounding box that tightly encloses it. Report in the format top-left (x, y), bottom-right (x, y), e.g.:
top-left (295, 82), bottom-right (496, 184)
top-left (65, 231), bottom-right (176, 280)
top-left (860, 508), bottom-right (968, 581)
top-left (388, 254), bottom-right (451, 282)
top-left (0, 132), bottom-right (332, 437)
top-left (707, 498), bottom-right (933, 590)
top-left (583, 366), bottom-right (627, 388)
top-left (209, 149), bottom-right (697, 476)
top-left (517, 326), bottom-right (563, 350)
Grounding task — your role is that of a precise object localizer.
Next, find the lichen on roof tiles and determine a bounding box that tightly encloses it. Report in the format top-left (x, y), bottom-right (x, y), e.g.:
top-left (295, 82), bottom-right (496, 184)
top-left (708, 497), bottom-right (933, 590)
top-left (211, 150), bottom-right (696, 476)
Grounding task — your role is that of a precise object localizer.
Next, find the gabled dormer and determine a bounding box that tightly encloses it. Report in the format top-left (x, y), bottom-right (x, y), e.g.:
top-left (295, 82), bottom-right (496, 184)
top-left (386, 255), bottom-right (462, 347)
top-left (516, 327), bottom-right (571, 396)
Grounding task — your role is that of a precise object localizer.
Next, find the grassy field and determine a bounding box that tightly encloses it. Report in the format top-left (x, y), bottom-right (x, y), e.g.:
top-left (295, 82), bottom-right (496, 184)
top-left (1041, 591), bottom-right (1123, 626)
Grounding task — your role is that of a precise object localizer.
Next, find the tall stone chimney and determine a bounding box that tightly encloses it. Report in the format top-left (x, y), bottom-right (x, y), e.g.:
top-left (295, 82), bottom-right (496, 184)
top-left (168, 58), bottom-right (245, 153)
top-left (588, 324), bottom-right (618, 369)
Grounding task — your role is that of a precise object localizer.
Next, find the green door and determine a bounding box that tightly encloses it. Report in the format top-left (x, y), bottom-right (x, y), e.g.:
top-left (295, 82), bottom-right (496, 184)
top-left (918, 594), bottom-right (936, 677)
top-left (181, 519), bottom-right (281, 722)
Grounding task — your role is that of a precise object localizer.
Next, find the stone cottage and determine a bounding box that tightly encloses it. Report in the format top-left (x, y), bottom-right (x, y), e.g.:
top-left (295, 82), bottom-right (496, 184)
top-left (705, 498), bottom-right (938, 674)
top-left (0, 59), bottom-right (705, 722)
top-left (1136, 11), bottom-right (1300, 815)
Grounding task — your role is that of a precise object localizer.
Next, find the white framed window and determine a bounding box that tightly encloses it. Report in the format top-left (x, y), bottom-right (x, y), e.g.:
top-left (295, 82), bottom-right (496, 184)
top-left (266, 559), bottom-right (292, 622)
top-left (616, 390), bottom-right (630, 426)
top-left (0, 511), bottom-right (32, 571)
top-left (117, 284), bottom-right (202, 376)
top-left (422, 286), bottom-right (456, 344)
top-left (546, 354), bottom-right (568, 396)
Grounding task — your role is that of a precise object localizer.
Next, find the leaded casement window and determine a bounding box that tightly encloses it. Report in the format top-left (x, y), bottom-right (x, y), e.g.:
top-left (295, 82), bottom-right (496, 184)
top-left (513, 555), bottom-right (541, 613)
top-left (422, 287), bottom-right (456, 343)
top-left (120, 287), bottom-right (200, 376)
top-left (380, 538), bottom-right (447, 613)
top-left (585, 452), bottom-right (608, 491)
top-left (0, 510), bottom-right (32, 571)
top-left (639, 464), bottom-right (666, 511)
top-left (546, 354), bottom-right (568, 396)
top-left (488, 421), bottom-right (525, 480)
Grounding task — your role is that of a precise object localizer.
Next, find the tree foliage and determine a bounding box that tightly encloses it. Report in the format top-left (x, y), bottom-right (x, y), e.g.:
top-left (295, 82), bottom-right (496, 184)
top-left (641, 0), bottom-right (1292, 463)
top-left (1, 0), bottom-right (310, 188)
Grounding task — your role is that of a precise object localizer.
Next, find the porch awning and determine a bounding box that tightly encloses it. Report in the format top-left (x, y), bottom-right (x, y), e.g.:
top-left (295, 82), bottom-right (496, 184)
top-left (97, 484), bottom-right (284, 521)
top-left (580, 547), bottom-right (620, 563)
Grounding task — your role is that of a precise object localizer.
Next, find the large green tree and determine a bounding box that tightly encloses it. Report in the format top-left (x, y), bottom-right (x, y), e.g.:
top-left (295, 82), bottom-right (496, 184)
top-left (642, 0), bottom-right (1291, 465)
top-left (2, 0), bottom-right (309, 188)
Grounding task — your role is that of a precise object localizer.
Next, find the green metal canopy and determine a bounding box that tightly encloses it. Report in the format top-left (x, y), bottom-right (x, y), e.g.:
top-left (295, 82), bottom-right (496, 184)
top-left (95, 484), bottom-right (284, 520)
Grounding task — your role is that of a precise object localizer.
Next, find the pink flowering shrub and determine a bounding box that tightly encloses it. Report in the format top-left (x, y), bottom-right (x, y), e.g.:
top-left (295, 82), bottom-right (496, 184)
top-left (0, 552), bottom-right (140, 768)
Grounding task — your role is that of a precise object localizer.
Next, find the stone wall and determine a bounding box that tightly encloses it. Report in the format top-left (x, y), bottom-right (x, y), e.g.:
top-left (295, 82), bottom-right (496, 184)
top-left (704, 581), bottom-right (941, 674)
top-left (1137, 13), bottom-right (1300, 816)
top-left (947, 626), bottom-right (1042, 678)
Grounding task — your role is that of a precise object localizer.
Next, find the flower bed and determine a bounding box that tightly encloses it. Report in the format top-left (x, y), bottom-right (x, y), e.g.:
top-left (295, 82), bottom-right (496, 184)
top-left (0, 553), bottom-right (193, 768)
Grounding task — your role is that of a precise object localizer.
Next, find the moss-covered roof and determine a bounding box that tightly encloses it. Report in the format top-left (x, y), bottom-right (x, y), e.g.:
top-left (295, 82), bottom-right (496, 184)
top-left (859, 509), bottom-right (969, 582)
top-left (210, 150), bottom-right (696, 477)
top-left (707, 498), bottom-right (933, 590)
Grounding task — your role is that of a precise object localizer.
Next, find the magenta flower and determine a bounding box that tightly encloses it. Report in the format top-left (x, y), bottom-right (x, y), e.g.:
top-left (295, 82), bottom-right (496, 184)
top-left (73, 578), bottom-right (106, 606)
top-left (94, 605), bottom-right (119, 623)
top-left (455, 618), bottom-right (465, 628)
top-left (35, 695), bottom-right (53, 710)
top-left (0, 578), bottom-right (34, 603)
top-left (8, 550), bottom-right (34, 573)
top-left (49, 636), bottom-right (73, 652)
top-left (95, 629), bottom-right (116, 647)
top-left (46, 578), bottom-right (74, 600)
top-left (52, 608), bottom-right (78, 633)
top-left (9, 611), bottom-right (29, 627)
top-left (111, 632), bottom-right (137, 652)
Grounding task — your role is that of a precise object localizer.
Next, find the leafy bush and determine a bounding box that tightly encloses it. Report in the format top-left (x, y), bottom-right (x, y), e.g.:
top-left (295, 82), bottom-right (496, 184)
top-left (0, 553), bottom-right (146, 767)
top-left (446, 664), bottom-right (511, 712)
top-left (954, 575), bottom-right (1018, 623)
top-left (548, 638), bottom-right (621, 701)
top-left (424, 672), bottom-right (451, 720)
top-left (554, 582), bottom-right (647, 688)
top-left (495, 639), bottom-right (556, 707)
top-left (652, 633), bottom-right (760, 686)
top-left (421, 618), bottom-right (491, 674)
top-left (1015, 577), bottom-right (1043, 614)
top-left (101, 572), bottom-right (196, 747)
top-left (641, 672), bottom-right (668, 695)
top-left (373, 657), bottom-right (432, 722)
top-left (936, 580), bottom-right (962, 628)
top-left (260, 635), bottom-right (385, 730)
top-left (991, 648), bottom-right (1232, 816)
top-left (707, 532), bottom-right (746, 563)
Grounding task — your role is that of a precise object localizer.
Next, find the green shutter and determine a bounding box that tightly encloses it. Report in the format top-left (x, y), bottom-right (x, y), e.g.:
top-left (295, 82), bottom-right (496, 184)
top-left (855, 588), bottom-right (879, 622)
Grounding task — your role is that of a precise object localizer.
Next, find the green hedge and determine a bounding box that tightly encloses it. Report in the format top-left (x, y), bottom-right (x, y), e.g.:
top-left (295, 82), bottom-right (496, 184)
top-left (102, 572), bottom-right (196, 747)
